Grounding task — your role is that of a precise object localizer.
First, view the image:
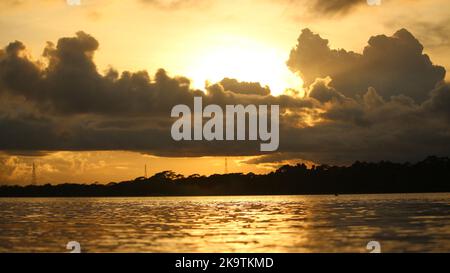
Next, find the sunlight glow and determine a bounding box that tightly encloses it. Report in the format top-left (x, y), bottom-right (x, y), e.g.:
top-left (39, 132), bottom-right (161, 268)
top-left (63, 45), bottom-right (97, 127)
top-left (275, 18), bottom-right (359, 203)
top-left (187, 36), bottom-right (303, 96)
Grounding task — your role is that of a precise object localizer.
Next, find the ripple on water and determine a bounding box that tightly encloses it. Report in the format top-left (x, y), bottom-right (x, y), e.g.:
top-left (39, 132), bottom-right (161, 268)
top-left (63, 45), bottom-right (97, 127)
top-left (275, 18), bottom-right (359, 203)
top-left (0, 193), bottom-right (449, 252)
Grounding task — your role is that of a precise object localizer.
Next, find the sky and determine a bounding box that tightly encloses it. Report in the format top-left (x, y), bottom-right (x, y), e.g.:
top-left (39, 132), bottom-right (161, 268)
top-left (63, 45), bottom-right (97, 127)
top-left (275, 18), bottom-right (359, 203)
top-left (1, 0), bottom-right (450, 184)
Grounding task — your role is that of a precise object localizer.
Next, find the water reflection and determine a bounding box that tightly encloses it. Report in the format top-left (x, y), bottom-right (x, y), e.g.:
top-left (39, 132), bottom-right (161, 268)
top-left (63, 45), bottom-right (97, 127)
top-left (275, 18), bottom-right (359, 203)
top-left (0, 194), bottom-right (449, 252)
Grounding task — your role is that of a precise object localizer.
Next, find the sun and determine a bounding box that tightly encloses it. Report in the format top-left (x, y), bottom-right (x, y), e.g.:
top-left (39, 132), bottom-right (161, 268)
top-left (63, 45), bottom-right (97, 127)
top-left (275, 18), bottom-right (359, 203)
top-left (187, 35), bottom-right (302, 96)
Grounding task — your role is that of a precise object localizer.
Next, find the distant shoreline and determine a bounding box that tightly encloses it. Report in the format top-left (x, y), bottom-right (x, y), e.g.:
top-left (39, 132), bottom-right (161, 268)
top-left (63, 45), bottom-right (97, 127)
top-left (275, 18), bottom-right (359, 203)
top-left (1, 156), bottom-right (449, 198)
top-left (0, 191), bottom-right (449, 198)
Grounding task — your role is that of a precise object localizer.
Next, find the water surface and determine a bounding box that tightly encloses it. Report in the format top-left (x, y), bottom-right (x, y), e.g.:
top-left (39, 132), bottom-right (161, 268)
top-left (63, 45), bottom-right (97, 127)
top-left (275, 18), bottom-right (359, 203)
top-left (0, 193), bottom-right (449, 252)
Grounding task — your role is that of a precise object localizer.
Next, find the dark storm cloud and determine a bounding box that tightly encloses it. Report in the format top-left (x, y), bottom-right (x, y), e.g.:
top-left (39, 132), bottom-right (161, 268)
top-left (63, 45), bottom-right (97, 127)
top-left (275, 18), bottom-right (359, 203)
top-left (242, 152), bottom-right (308, 165)
top-left (276, 0), bottom-right (365, 17)
top-left (216, 78), bottom-right (271, 96)
top-left (311, 0), bottom-right (363, 15)
top-left (287, 28), bottom-right (446, 103)
top-left (423, 83), bottom-right (450, 121)
top-left (0, 32), bottom-right (204, 116)
top-left (0, 31), bottom-right (313, 156)
top-left (307, 77), bottom-right (345, 103)
top-left (284, 77), bottom-right (450, 164)
top-left (141, 0), bottom-right (364, 16)
top-left (1, 29), bottom-right (450, 166)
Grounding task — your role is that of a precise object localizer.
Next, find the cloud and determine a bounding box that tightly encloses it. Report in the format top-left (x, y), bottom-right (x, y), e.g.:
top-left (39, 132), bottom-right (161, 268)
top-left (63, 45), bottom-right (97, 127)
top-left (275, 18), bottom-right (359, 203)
top-left (0, 29), bottom-right (450, 170)
top-left (423, 83), bottom-right (450, 121)
top-left (0, 32), bottom-right (204, 116)
top-left (0, 31), bottom-right (313, 157)
top-left (0, 0), bottom-right (26, 7)
top-left (307, 77), bottom-right (345, 103)
top-left (215, 78), bottom-right (271, 96)
top-left (275, 0), bottom-right (365, 18)
top-left (287, 28), bottom-right (446, 103)
top-left (384, 15), bottom-right (450, 50)
top-left (290, 79), bottom-right (450, 164)
top-left (140, 0), bottom-right (209, 10)
top-left (311, 0), bottom-right (363, 15)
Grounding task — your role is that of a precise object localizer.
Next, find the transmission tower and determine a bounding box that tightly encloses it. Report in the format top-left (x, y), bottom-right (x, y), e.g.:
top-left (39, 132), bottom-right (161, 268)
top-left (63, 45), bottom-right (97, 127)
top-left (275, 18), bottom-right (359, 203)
top-left (31, 162), bottom-right (37, 185)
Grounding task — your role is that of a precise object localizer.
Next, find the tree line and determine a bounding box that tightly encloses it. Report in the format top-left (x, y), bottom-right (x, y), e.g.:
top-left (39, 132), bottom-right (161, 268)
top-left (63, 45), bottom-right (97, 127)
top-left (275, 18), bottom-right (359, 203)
top-left (0, 156), bottom-right (449, 197)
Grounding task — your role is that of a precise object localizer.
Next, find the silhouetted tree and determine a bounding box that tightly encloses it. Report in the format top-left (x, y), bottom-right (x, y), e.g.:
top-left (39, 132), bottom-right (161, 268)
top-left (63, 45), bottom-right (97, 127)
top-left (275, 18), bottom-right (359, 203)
top-left (0, 156), bottom-right (449, 197)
